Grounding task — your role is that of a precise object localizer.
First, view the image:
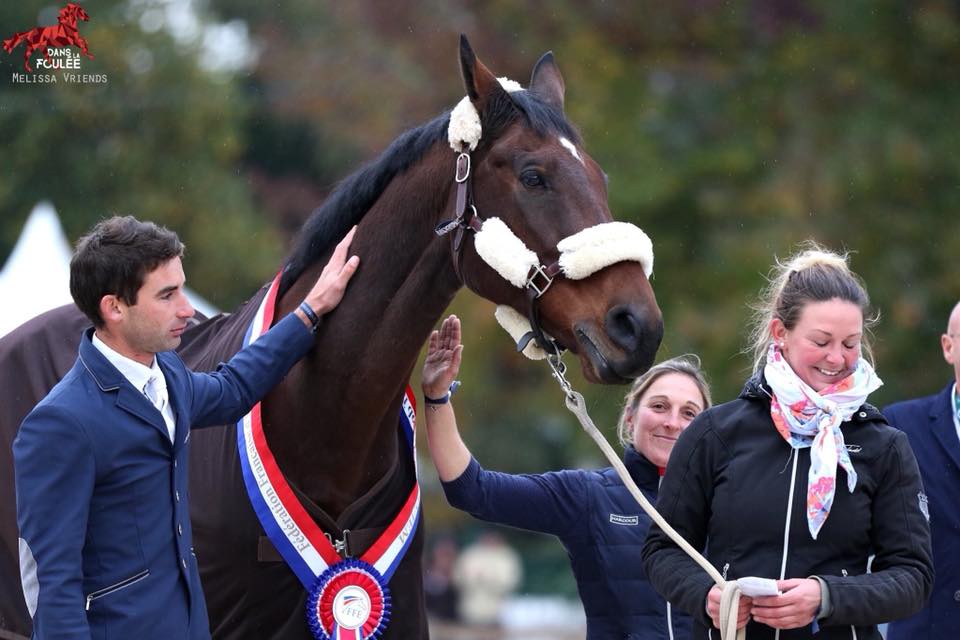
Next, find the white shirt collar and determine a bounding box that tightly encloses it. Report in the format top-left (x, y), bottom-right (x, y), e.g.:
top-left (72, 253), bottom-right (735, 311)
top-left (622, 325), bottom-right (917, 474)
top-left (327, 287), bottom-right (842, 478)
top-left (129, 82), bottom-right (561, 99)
top-left (91, 332), bottom-right (164, 394)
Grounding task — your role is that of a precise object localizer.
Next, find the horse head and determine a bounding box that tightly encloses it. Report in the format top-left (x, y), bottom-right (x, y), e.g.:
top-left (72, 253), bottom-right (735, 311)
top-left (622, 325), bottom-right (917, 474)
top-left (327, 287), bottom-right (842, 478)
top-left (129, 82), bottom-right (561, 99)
top-left (448, 37), bottom-right (663, 383)
top-left (61, 3), bottom-right (90, 27)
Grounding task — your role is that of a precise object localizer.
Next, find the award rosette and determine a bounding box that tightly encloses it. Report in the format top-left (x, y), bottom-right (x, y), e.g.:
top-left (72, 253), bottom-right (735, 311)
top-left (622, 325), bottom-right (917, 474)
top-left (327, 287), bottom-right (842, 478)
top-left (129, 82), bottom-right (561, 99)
top-left (236, 274), bottom-right (421, 640)
top-left (306, 559), bottom-right (391, 640)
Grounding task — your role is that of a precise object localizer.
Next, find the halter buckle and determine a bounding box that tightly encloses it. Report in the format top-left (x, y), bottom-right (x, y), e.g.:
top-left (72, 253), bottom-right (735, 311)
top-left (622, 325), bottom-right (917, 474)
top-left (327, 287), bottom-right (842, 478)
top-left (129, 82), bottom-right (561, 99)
top-left (526, 264), bottom-right (554, 298)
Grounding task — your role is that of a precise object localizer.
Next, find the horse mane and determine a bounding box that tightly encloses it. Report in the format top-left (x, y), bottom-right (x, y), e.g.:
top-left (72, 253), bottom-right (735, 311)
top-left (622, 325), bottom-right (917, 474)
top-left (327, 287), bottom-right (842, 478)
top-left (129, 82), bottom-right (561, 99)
top-left (278, 88), bottom-right (580, 296)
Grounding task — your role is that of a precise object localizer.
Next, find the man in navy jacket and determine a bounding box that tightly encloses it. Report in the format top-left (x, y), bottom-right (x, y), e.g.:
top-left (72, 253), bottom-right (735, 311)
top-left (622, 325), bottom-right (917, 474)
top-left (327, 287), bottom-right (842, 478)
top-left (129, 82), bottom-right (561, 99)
top-left (13, 216), bottom-right (358, 639)
top-left (885, 299), bottom-right (960, 639)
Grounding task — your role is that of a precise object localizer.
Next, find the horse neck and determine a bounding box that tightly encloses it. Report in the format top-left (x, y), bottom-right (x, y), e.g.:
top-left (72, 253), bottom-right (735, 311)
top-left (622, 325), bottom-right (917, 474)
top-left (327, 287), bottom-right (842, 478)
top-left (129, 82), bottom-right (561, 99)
top-left (266, 144), bottom-right (463, 515)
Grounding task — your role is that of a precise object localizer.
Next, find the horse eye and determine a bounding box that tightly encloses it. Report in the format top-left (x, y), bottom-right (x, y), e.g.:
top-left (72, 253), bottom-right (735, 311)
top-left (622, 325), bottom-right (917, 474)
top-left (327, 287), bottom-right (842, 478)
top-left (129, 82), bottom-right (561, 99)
top-left (519, 169), bottom-right (546, 189)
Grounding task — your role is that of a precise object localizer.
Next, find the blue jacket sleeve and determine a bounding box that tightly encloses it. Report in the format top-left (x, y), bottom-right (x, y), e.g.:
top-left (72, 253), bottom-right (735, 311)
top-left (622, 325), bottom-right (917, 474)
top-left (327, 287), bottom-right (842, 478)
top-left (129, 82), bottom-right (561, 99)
top-left (441, 457), bottom-right (589, 538)
top-left (185, 312), bottom-right (315, 428)
top-left (13, 403), bottom-right (96, 639)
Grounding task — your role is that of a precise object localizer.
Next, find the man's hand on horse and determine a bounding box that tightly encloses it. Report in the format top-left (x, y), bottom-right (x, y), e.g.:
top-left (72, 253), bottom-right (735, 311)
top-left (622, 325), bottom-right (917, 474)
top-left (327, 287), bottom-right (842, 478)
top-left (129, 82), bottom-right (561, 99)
top-left (422, 315), bottom-right (463, 399)
top-left (301, 226), bottom-right (360, 323)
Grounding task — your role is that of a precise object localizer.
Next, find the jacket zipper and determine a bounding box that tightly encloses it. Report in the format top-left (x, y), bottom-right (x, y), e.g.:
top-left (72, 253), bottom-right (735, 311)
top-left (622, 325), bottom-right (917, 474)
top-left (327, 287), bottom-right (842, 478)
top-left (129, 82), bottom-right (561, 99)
top-left (85, 569), bottom-right (149, 610)
top-left (774, 448), bottom-right (801, 640)
top-left (666, 600), bottom-right (674, 640)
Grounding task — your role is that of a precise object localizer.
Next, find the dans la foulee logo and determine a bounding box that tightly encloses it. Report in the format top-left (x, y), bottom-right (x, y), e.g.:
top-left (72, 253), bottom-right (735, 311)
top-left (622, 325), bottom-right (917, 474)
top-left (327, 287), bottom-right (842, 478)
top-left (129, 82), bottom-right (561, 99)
top-left (3, 3), bottom-right (108, 84)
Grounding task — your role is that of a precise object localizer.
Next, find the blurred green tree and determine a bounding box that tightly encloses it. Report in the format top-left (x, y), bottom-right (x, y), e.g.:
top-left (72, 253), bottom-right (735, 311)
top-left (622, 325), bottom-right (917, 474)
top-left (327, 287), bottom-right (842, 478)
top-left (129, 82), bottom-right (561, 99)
top-left (0, 1), bottom-right (281, 308)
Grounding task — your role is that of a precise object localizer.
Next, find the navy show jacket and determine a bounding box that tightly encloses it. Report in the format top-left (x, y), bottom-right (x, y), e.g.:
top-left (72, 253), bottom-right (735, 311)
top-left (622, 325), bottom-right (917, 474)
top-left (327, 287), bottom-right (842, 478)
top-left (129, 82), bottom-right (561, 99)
top-left (14, 312), bottom-right (314, 640)
top-left (885, 382), bottom-right (960, 640)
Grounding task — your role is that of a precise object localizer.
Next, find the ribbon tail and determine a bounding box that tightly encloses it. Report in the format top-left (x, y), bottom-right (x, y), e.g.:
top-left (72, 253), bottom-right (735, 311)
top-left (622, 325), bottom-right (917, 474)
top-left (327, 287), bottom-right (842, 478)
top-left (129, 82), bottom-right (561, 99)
top-left (333, 624), bottom-right (363, 640)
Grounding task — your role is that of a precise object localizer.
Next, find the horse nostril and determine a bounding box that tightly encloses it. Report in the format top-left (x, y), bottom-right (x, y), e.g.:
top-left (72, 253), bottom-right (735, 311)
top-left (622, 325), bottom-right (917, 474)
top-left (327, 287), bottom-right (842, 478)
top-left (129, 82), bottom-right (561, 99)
top-left (605, 304), bottom-right (643, 352)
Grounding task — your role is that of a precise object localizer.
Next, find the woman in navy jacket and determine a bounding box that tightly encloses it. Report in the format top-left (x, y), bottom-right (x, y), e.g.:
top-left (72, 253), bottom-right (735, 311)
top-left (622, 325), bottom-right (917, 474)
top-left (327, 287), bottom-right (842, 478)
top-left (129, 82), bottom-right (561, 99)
top-left (422, 314), bottom-right (712, 640)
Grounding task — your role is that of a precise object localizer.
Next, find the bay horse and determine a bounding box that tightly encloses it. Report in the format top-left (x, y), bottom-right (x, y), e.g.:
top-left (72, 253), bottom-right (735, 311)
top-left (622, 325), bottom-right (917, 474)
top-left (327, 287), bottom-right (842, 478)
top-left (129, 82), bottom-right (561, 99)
top-left (2, 3), bottom-right (94, 73)
top-left (0, 37), bottom-right (662, 639)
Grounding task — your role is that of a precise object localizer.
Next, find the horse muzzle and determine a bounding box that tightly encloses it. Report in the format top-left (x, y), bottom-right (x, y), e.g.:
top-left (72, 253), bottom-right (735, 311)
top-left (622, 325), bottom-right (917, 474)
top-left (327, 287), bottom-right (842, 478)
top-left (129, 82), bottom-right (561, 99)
top-left (574, 304), bottom-right (664, 383)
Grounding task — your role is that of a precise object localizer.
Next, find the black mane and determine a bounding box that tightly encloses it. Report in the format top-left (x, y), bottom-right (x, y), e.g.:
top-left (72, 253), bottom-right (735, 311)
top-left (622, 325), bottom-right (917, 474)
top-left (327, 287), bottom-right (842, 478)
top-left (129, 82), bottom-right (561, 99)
top-left (279, 89), bottom-right (579, 295)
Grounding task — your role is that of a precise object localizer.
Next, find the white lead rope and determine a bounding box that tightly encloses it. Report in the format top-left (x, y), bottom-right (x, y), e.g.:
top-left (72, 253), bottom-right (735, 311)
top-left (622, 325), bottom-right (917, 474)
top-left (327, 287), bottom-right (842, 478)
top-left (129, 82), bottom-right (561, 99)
top-left (563, 390), bottom-right (746, 640)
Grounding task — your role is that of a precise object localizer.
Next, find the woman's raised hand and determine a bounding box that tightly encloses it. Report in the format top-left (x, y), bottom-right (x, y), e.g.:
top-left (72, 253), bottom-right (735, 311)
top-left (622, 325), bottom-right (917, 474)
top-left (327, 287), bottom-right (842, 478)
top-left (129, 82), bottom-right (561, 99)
top-left (422, 315), bottom-right (463, 399)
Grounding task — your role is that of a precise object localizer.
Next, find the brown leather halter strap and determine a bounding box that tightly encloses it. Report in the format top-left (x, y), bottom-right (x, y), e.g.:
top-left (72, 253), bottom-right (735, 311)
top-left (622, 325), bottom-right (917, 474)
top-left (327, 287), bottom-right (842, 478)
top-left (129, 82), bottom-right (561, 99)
top-left (434, 147), bottom-right (564, 356)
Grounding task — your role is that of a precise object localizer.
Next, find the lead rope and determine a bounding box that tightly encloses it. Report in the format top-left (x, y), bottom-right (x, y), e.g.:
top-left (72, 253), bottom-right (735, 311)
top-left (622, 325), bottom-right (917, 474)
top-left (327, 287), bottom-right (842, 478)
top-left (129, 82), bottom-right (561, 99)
top-left (547, 353), bottom-right (746, 640)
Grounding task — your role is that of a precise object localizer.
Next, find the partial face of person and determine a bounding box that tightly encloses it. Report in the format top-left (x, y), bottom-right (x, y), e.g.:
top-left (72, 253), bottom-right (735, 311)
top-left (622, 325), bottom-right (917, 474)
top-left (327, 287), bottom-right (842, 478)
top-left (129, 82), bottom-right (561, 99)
top-left (941, 302), bottom-right (960, 385)
top-left (771, 298), bottom-right (864, 392)
top-left (118, 257), bottom-right (195, 362)
top-left (628, 372), bottom-right (705, 468)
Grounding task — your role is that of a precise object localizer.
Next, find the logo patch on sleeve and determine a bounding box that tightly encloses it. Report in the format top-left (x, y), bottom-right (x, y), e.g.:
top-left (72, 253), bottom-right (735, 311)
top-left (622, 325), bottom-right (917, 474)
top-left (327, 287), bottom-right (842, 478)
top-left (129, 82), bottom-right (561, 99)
top-left (609, 514), bottom-right (639, 526)
top-left (918, 492), bottom-right (930, 521)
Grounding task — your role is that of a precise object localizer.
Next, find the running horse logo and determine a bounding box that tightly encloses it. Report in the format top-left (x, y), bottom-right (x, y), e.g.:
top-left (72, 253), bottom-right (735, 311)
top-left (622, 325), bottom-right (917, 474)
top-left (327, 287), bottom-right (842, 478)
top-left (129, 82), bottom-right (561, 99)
top-left (2, 3), bottom-right (94, 73)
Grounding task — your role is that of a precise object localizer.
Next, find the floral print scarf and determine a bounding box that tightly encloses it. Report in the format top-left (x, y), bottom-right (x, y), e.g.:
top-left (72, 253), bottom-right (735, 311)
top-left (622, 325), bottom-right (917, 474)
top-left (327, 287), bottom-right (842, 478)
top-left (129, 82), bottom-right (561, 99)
top-left (764, 343), bottom-right (883, 539)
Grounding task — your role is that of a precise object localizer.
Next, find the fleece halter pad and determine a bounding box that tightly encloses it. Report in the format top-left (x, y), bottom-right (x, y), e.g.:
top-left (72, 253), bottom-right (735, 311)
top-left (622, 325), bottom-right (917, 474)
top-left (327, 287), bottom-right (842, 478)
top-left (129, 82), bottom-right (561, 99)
top-left (475, 218), bottom-right (654, 288)
top-left (484, 219), bottom-right (654, 359)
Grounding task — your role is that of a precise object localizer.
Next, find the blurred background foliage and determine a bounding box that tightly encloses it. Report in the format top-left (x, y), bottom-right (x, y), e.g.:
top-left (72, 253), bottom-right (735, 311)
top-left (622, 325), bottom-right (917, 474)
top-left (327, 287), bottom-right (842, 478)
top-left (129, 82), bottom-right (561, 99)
top-left (2, 0), bottom-right (958, 598)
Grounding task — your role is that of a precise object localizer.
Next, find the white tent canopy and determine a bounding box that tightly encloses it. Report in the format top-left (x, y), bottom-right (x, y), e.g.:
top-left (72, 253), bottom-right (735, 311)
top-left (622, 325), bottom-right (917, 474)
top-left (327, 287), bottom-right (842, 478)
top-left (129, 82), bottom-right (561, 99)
top-left (0, 202), bottom-right (219, 338)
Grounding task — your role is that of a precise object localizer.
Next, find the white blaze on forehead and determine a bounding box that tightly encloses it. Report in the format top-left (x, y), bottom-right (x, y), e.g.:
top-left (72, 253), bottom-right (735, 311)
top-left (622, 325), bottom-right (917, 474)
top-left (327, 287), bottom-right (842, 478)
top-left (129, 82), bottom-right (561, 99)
top-left (559, 136), bottom-right (584, 165)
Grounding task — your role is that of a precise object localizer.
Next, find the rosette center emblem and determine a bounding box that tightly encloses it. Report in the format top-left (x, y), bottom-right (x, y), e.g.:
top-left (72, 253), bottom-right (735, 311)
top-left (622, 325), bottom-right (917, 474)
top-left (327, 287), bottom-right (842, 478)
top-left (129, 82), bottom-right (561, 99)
top-left (332, 585), bottom-right (371, 630)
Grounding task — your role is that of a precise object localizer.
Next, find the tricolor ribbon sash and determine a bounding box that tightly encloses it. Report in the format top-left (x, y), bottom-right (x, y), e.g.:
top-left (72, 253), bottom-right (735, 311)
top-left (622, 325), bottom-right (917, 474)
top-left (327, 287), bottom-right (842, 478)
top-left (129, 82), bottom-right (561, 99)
top-left (237, 274), bottom-right (421, 639)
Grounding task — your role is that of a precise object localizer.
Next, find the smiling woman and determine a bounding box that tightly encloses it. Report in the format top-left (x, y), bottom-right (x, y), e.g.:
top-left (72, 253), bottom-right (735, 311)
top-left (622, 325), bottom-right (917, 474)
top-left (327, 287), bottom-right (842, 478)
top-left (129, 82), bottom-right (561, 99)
top-left (643, 243), bottom-right (934, 640)
top-left (422, 313), bottom-right (712, 639)
top-left (616, 356), bottom-right (712, 469)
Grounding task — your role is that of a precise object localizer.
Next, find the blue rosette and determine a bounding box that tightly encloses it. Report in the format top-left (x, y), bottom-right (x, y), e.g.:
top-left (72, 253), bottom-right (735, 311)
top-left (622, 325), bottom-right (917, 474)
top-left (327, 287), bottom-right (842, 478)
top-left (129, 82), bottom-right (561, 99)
top-left (305, 558), bottom-right (392, 640)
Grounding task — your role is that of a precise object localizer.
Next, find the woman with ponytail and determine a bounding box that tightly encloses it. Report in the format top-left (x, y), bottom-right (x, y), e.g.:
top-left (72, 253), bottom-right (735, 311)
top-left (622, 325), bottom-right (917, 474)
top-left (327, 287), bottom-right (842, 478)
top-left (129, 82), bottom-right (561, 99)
top-left (642, 243), bottom-right (933, 639)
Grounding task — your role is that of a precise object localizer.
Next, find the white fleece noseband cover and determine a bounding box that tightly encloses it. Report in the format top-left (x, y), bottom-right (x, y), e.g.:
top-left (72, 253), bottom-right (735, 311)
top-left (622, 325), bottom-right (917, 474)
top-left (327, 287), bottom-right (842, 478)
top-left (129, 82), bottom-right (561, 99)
top-left (477, 218), bottom-right (654, 284)
top-left (448, 78), bottom-right (655, 359)
top-left (474, 218), bottom-right (539, 288)
top-left (485, 219), bottom-right (655, 359)
top-left (558, 221), bottom-right (654, 280)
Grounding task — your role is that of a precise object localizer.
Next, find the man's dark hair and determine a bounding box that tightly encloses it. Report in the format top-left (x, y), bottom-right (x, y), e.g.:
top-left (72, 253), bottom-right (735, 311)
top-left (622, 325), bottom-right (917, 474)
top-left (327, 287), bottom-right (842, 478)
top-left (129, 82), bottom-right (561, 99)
top-left (70, 216), bottom-right (184, 327)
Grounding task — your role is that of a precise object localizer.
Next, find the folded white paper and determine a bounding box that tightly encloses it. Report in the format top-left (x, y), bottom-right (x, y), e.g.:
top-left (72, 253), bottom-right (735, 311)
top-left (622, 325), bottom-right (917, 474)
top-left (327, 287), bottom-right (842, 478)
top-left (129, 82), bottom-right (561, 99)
top-left (736, 577), bottom-right (781, 597)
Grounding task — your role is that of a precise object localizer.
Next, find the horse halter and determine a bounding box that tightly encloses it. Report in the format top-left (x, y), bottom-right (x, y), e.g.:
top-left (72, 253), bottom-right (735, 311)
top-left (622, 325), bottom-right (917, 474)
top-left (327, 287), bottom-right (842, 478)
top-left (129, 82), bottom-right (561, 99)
top-left (438, 79), bottom-right (655, 360)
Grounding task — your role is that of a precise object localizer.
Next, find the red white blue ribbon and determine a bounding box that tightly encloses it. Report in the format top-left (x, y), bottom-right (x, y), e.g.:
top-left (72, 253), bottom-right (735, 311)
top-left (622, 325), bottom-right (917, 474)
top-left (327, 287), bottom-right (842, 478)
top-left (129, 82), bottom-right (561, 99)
top-left (236, 274), bottom-right (421, 639)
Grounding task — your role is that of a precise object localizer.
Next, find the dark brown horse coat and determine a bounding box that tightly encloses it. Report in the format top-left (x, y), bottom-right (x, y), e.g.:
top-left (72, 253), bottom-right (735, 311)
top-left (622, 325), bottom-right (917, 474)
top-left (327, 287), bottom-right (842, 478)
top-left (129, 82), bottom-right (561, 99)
top-left (178, 287), bottom-right (427, 638)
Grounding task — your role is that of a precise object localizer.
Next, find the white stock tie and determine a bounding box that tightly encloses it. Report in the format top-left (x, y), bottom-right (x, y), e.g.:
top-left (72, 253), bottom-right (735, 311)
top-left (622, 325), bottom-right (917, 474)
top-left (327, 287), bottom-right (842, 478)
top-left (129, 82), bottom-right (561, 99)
top-left (144, 376), bottom-right (167, 414)
top-left (144, 375), bottom-right (176, 443)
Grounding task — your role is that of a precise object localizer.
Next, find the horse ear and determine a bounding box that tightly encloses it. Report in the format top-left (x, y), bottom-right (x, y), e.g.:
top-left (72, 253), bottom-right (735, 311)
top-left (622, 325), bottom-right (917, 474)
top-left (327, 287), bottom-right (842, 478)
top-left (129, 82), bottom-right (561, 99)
top-left (529, 51), bottom-right (565, 112)
top-left (459, 34), bottom-right (507, 113)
